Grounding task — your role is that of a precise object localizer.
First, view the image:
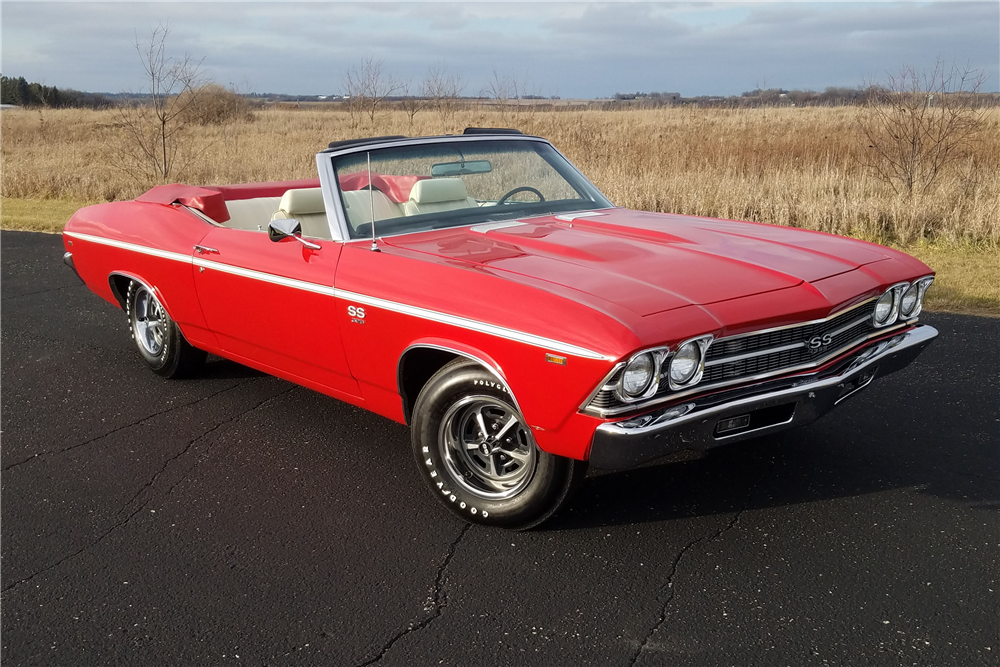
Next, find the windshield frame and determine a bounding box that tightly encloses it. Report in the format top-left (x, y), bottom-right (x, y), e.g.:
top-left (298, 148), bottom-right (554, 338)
top-left (322, 136), bottom-right (614, 242)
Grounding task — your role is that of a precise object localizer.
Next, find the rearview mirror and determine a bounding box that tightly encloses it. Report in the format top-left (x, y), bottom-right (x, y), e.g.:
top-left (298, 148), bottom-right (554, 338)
top-left (430, 159), bottom-right (493, 177)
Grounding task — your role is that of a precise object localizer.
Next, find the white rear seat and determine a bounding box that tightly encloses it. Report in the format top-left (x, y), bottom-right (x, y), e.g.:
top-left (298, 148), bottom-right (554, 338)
top-left (341, 190), bottom-right (403, 234)
top-left (224, 197), bottom-right (282, 232)
top-left (402, 179), bottom-right (477, 216)
top-left (271, 188), bottom-right (331, 240)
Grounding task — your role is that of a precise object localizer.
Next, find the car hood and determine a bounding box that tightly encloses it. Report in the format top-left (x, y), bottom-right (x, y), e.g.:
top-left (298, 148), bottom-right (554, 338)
top-left (385, 208), bottom-right (893, 317)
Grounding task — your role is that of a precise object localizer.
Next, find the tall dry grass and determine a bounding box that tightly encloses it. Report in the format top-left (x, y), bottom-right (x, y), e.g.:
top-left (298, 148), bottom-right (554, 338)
top-left (2, 105), bottom-right (998, 246)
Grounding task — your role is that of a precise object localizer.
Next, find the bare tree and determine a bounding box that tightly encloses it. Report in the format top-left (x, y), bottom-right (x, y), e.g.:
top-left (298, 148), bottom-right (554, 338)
top-left (111, 25), bottom-right (206, 182)
top-left (424, 63), bottom-right (464, 124)
top-left (344, 57), bottom-right (400, 126)
top-left (398, 79), bottom-right (427, 127)
top-left (480, 68), bottom-right (540, 125)
top-left (480, 68), bottom-right (520, 124)
top-left (858, 60), bottom-right (988, 196)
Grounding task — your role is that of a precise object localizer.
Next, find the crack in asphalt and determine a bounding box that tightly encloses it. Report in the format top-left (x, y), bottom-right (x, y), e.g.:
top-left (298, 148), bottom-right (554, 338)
top-left (1, 381), bottom-right (253, 472)
top-left (352, 523), bottom-right (472, 667)
top-left (626, 457), bottom-right (777, 667)
top-left (1, 284), bottom-right (77, 301)
top-left (0, 387), bottom-right (295, 595)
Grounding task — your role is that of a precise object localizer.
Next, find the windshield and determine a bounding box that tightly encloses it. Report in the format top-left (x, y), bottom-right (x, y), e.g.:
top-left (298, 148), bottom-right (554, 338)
top-left (332, 139), bottom-right (613, 240)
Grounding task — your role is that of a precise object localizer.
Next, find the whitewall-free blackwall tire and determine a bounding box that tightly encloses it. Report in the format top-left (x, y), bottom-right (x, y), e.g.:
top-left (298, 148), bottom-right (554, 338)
top-left (126, 281), bottom-right (206, 379)
top-left (411, 359), bottom-right (588, 529)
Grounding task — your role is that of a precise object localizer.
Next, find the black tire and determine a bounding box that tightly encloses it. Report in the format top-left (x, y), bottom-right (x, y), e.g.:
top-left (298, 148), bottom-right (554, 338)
top-left (126, 281), bottom-right (206, 379)
top-left (411, 359), bottom-right (588, 530)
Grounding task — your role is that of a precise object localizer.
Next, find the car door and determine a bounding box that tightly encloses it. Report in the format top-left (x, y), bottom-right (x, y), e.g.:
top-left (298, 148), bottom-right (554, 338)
top-left (191, 226), bottom-right (361, 401)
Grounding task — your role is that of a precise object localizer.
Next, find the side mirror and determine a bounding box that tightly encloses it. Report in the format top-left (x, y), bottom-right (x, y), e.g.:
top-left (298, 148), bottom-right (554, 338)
top-left (268, 218), bottom-right (320, 249)
top-left (268, 217), bottom-right (302, 242)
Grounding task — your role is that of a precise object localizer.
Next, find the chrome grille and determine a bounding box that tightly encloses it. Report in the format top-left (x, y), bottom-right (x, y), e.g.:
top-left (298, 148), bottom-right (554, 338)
top-left (585, 299), bottom-right (885, 416)
top-left (697, 301), bottom-right (877, 386)
top-left (704, 301), bottom-right (877, 362)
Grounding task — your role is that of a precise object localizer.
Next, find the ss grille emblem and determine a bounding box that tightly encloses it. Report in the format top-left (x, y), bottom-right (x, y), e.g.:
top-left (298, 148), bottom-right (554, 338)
top-left (808, 333), bottom-right (834, 353)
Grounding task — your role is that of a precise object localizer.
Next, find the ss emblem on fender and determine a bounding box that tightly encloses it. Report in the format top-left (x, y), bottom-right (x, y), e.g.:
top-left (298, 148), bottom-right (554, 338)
top-left (347, 305), bottom-right (366, 324)
top-left (808, 333), bottom-right (833, 352)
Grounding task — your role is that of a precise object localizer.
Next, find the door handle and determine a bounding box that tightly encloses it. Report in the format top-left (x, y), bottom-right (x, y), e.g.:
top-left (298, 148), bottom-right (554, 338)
top-left (194, 245), bottom-right (219, 255)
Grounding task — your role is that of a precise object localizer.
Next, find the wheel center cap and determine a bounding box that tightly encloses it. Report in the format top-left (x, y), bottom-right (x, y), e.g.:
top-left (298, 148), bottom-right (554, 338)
top-left (480, 439), bottom-right (503, 456)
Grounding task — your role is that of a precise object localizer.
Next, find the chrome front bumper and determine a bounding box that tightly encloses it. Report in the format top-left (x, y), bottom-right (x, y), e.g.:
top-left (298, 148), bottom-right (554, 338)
top-left (588, 324), bottom-right (938, 470)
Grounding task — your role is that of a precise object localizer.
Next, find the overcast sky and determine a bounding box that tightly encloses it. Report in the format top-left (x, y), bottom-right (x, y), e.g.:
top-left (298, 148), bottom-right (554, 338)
top-left (2, 1), bottom-right (997, 98)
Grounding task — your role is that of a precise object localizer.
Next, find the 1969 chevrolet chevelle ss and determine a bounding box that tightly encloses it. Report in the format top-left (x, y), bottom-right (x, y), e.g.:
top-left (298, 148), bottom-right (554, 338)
top-left (63, 128), bottom-right (938, 529)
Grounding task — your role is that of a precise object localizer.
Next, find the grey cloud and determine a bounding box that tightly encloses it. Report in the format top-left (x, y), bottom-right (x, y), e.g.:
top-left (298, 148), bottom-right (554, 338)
top-left (2, 1), bottom-right (996, 98)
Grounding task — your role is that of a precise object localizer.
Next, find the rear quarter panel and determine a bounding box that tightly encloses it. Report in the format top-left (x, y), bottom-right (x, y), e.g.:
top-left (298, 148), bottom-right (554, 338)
top-left (63, 201), bottom-right (215, 346)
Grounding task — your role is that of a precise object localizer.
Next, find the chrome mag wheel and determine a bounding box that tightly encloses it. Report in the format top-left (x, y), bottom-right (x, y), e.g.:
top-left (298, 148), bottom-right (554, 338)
top-left (439, 396), bottom-right (538, 500)
top-left (133, 286), bottom-right (166, 357)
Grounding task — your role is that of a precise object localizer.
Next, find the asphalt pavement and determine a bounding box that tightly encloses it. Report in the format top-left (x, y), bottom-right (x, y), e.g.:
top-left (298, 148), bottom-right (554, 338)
top-left (2, 229), bottom-right (997, 666)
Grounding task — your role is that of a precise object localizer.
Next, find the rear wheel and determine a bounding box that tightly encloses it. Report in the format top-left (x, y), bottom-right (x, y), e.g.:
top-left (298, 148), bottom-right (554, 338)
top-left (126, 281), bottom-right (206, 378)
top-left (411, 359), bottom-right (588, 529)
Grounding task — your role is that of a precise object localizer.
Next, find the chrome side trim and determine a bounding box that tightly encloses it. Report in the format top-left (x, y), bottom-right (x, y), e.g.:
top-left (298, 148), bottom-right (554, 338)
top-left (191, 256), bottom-right (338, 297)
top-left (67, 231), bottom-right (609, 361)
top-left (63, 232), bottom-right (193, 264)
top-left (338, 288), bottom-right (611, 361)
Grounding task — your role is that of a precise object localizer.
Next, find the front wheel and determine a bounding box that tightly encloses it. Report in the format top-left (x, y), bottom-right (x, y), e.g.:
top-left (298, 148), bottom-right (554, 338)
top-left (411, 359), bottom-right (588, 529)
top-left (126, 281), bottom-right (206, 378)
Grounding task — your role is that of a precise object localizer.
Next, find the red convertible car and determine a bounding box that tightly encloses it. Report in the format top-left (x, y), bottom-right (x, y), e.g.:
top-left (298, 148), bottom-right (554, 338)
top-left (63, 129), bottom-right (937, 529)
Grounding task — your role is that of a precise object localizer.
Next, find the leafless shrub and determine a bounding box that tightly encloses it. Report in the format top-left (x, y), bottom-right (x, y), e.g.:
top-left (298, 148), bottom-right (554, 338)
top-left (177, 83), bottom-right (253, 125)
top-left (110, 25), bottom-right (206, 182)
top-left (424, 64), bottom-right (464, 125)
top-left (858, 61), bottom-right (989, 196)
top-left (344, 57), bottom-right (400, 126)
top-left (479, 68), bottom-right (541, 127)
top-left (398, 80), bottom-right (427, 128)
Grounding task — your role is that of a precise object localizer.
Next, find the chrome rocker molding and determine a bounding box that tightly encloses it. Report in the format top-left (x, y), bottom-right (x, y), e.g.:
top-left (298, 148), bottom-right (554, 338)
top-left (588, 324), bottom-right (938, 470)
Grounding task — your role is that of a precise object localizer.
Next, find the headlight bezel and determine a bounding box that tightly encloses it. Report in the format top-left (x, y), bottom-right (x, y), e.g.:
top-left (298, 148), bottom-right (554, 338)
top-left (667, 335), bottom-right (714, 391)
top-left (899, 283), bottom-right (920, 319)
top-left (614, 348), bottom-right (669, 403)
top-left (903, 275), bottom-right (934, 319)
top-left (872, 282), bottom-right (909, 328)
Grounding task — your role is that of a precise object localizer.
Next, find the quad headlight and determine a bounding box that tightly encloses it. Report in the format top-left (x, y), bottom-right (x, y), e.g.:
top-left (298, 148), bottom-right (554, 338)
top-left (667, 335), bottom-right (713, 391)
top-left (899, 283), bottom-right (919, 318)
top-left (873, 290), bottom-right (896, 326)
top-left (873, 279), bottom-right (932, 328)
top-left (901, 276), bottom-right (934, 319)
top-left (668, 342), bottom-right (701, 385)
top-left (614, 335), bottom-right (714, 403)
top-left (621, 352), bottom-right (655, 398)
top-left (872, 283), bottom-right (909, 328)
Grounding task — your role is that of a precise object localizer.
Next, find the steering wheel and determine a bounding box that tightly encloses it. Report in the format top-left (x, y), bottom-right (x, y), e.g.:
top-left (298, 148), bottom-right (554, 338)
top-left (496, 186), bottom-right (545, 206)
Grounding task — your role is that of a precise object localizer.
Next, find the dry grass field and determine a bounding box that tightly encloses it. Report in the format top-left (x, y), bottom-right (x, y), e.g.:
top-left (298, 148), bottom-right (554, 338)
top-left (2, 105), bottom-right (997, 313)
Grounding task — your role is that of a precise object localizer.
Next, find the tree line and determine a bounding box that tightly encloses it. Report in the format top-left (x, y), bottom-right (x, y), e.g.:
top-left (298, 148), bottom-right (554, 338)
top-left (1, 75), bottom-right (113, 109)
